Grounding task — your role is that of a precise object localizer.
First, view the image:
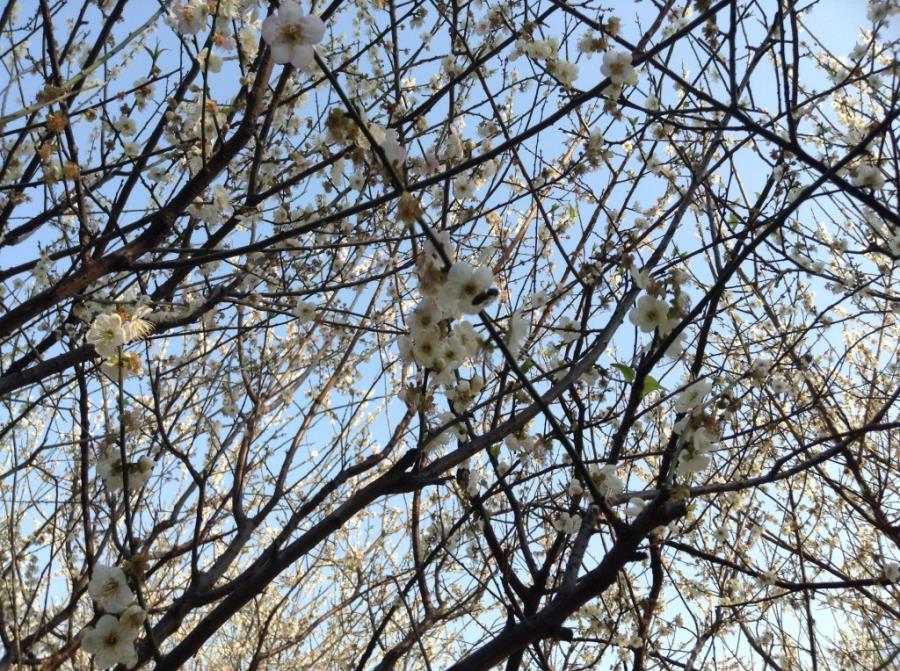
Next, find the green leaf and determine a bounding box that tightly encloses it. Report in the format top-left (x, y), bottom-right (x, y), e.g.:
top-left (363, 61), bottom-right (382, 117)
top-left (611, 363), bottom-right (635, 382)
top-left (641, 375), bottom-right (664, 397)
top-left (521, 357), bottom-right (535, 374)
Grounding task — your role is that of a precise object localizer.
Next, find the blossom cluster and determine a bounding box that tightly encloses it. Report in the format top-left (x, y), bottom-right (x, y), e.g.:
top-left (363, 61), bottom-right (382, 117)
top-left (81, 566), bottom-right (146, 668)
top-left (85, 307), bottom-right (154, 379)
top-left (398, 236), bottom-right (496, 387)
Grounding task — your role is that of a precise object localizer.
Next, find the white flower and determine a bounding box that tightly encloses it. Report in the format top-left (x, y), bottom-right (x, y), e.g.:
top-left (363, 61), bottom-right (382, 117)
top-left (381, 130), bottom-right (406, 167)
top-left (600, 49), bottom-right (639, 86)
top-left (114, 117), bottom-right (136, 136)
top-left (553, 59), bottom-right (579, 87)
top-left (674, 380), bottom-right (712, 413)
top-left (675, 448), bottom-right (711, 476)
top-left (171, 1), bottom-right (208, 35)
top-left (770, 375), bottom-right (790, 395)
top-left (629, 266), bottom-right (652, 290)
top-left (758, 570), bottom-right (777, 587)
top-left (454, 320), bottom-right (483, 356)
top-left (198, 47), bottom-right (223, 73)
top-left (100, 351), bottom-right (144, 380)
top-left (97, 447), bottom-right (153, 492)
top-left (261, 1), bottom-right (325, 69)
top-left (867, 0), bottom-right (899, 22)
top-left (131, 456), bottom-right (155, 490)
top-left (591, 464), bottom-right (624, 498)
top-left (86, 313), bottom-right (127, 358)
top-left (123, 306), bottom-right (155, 342)
top-left (553, 512), bottom-right (582, 534)
top-left (81, 614), bottom-right (138, 669)
top-left (506, 311), bottom-right (529, 357)
top-left (96, 446), bottom-right (125, 490)
top-left (628, 295), bottom-right (673, 334)
top-left (691, 426), bottom-right (718, 452)
top-left (88, 566), bottom-right (135, 614)
top-left (294, 299), bottom-right (317, 323)
top-left (577, 31), bottom-right (598, 54)
top-left (123, 141), bottom-right (142, 158)
top-left (412, 327), bottom-right (442, 368)
top-left (585, 129), bottom-right (606, 161)
top-left (852, 164), bottom-right (885, 189)
top-left (748, 357), bottom-right (773, 382)
top-left (409, 298), bottom-right (445, 335)
top-left (349, 173), bottom-right (366, 190)
top-left (117, 604), bottom-right (146, 636)
top-left (441, 262), bottom-right (496, 315)
top-left (664, 330), bottom-right (687, 359)
top-left (454, 175), bottom-right (476, 200)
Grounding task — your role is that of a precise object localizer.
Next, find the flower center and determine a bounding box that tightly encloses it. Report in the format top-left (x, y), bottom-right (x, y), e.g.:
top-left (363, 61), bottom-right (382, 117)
top-left (280, 23), bottom-right (305, 44)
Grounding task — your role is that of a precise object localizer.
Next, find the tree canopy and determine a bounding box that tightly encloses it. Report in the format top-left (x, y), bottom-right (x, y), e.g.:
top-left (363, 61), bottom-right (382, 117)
top-left (0, 0), bottom-right (898, 668)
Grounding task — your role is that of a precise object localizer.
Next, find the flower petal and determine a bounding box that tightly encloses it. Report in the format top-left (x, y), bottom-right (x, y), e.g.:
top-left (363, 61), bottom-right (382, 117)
top-left (261, 15), bottom-right (281, 45)
top-left (278, 0), bottom-right (304, 23)
top-left (269, 42), bottom-right (293, 64)
top-left (289, 43), bottom-right (315, 69)
top-left (299, 14), bottom-right (326, 44)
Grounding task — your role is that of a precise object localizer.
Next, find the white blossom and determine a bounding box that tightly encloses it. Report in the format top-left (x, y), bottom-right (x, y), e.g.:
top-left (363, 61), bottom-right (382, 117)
top-left (88, 565), bottom-right (135, 614)
top-left (261, 1), bottom-right (325, 69)
top-left (81, 615), bottom-right (138, 669)
top-left (86, 313), bottom-right (127, 358)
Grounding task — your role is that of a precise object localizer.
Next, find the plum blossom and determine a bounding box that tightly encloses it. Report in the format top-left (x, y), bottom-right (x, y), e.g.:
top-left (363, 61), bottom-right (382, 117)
top-left (101, 351), bottom-right (144, 380)
top-left (86, 313), bottom-right (127, 358)
top-left (601, 49), bottom-right (639, 86)
top-left (883, 562), bottom-right (900, 582)
top-left (852, 164), bottom-right (885, 189)
top-left (171, 1), bottom-right (208, 35)
top-left (506, 311), bottom-right (529, 357)
top-left (552, 59), bottom-right (579, 87)
top-left (628, 295), bottom-right (673, 334)
top-left (591, 464), bottom-right (624, 498)
top-left (81, 615), bottom-right (137, 669)
top-left (676, 446), bottom-right (711, 476)
top-left (97, 447), bottom-right (155, 492)
top-left (553, 512), bottom-right (582, 534)
top-left (440, 262), bottom-right (496, 315)
top-left (674, 380), bottom-right (712, 413)
top-left (262, 1), bottom-right (326, 69)
top-left (889, 232), bottom-right (900, 256)
top-left (369, 124), bottom-right (407, 167)
top-left (294, 299), bottom-right (317, 323)
top-left (88, 565), bottom-right (135, 614)
top-left (117, 604), bottom-right (146, 636)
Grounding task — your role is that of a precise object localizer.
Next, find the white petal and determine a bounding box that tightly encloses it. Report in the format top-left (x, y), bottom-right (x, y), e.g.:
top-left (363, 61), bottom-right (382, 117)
top-left (299, 14), bottom-right (326, 44)
top-left (289, 43), bottom-right (315, 69)
top-left (269, 42), bottom-right (293, 64)
top-left (279, 1), bottom-right (304, 23)
top-left (261, 15), bottom-right (281, 45)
